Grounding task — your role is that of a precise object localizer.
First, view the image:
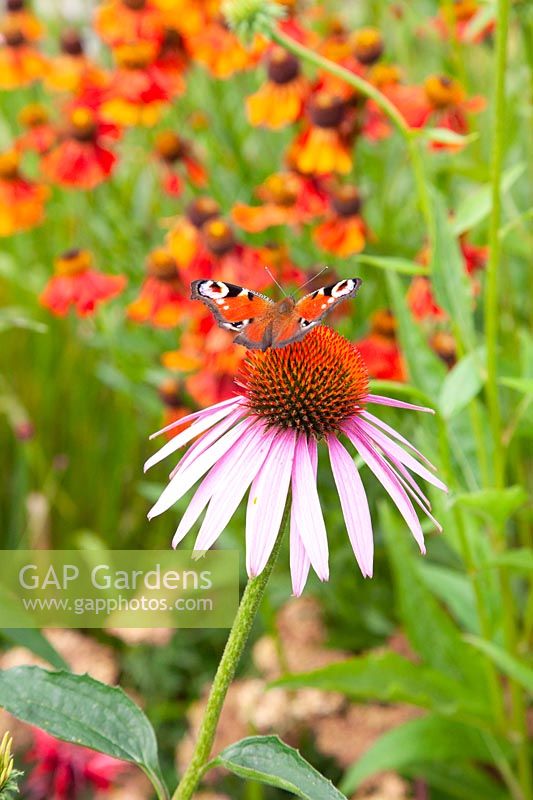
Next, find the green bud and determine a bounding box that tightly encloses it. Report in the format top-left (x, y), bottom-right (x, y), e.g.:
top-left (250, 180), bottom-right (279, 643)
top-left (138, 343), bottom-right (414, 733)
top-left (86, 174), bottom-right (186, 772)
top-left (222, 0), bottom-right (286, 44)
top-left (0, 733), bottom-right (22, 799)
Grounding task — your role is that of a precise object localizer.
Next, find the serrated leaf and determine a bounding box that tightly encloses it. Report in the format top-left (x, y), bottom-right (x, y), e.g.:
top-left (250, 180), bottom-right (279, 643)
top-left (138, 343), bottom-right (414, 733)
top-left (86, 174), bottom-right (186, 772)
top-left (355, 254), bottom-right (429, 276)
top-left (438, 350), bottom-right (485, 418)
top-left (431, 192), bottom-right (476, 349)
top-left (464, 637), bottom-right (533, 693)
top-left (452, 164), bottom-right (525, 236)
top-left (213, 736), bottom-right (346, 800)
top-left (341, 715), bottom-right (502, 794)
top-left (0, 667), bottom-right (168, 799)
top-left (0, 629), bottom-right (68, 671)
top-left (273, 650), bottom-right (489, 720)
top-left (454, 486), bottom-right (528, 527)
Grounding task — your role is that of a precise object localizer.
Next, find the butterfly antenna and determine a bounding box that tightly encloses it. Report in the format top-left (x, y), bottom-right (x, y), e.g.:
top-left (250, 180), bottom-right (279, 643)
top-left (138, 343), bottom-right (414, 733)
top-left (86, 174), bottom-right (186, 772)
top-left (265, 266), bottom-right (287, 297)
top-left (294, 265), bottom-right (329, 295)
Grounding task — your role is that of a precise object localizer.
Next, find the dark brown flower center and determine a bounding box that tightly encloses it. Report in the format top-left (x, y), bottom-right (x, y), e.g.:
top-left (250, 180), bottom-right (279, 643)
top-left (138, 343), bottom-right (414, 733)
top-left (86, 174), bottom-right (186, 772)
top-left (331, 185), bottom-right (361, 217)
top-left (267, 47), bottom-right (300, 85)
top-left (186, 197), bottom-right (220, 229)
top-left (237, 327), bottom-right (369, 439)
top-left (308, 93), bottom-right (345, 129)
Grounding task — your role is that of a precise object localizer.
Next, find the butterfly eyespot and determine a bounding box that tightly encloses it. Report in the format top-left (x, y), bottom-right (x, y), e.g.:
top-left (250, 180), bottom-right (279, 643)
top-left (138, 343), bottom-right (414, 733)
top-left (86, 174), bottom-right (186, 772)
top-left (299, 318), bottom-right (313, 328)
top-left (223, 318), bottom-right (251, 331)
top-left (331, 279), bottom-right (354, 298)
top-left (200, 280), bottom-right (229, 299)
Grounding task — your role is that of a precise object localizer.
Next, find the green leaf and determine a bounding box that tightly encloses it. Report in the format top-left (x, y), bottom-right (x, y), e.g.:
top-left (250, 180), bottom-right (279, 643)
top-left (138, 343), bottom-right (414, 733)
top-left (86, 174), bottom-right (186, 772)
top-left (381, 506), bottom-right (490, 698)
top-left (438, 350), bottom-right (485, 418)
top-left (452, 164), bottom-right (525, 236)
top-left (431, 191), bottom-right (476, 349)
top-left (355, 254), bottom-right (429, 276)
top-left (406, 763), bottom-right (509, 800)
top-left (0, 629), bottom-right (68, 671)
top-left (385, 271), bottom-right (445, 394)
top-left (486, 549), bottom-right (533, 572)
top-left (463, 4), bottom-right (496, 41)
top-left (0, 307), bottom-right (47, 334)
top-left (424, 128), bottom-right (478, 147)
top-left (213, 736), bottom-right (347, 800)
top-left (0, 667), bottom-right (168, 799)
top-left (273, 650), bottom-right (489, 720)
top-left (499, 377), bottom-right (533, 395)
top-left (464, 637), bottom-right (533, 693)
top-left (341, 715), bottom-right (501, 794)
top-left (454, 486), bottom-right (528, 527)
top-left (418, 563), bottom-right (478, 633)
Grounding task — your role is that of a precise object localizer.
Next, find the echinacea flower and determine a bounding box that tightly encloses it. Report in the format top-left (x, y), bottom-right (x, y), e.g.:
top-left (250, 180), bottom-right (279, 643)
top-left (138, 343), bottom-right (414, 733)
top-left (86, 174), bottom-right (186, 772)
top-left (287, 92), bottom-right (353, 176)
top-left (146, 326), bottom-right (446, 593)
top-left (0, 148), bottom-right (49, 236)
top-left (40, 249), bottom-right (126, 317)
top-left (355, 309), bottom-right (406, 382)
top-left (313, 184), bottom-right (368, 257)
top-left (247, 46), bottom-right (309, 129)
top-left (25, 728), bottom-right (125, 800)
top-left (232, 171), bottom-right (327, 232)
top-left (41, 105), bottom-right (119, 190)
top-left (153, 130), bottom-right (206, 197)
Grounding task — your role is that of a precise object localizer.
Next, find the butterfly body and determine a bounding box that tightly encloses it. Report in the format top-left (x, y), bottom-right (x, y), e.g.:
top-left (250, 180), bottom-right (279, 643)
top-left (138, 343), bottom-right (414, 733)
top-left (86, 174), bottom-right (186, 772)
top-left (190, 277), bottom-right (362, 350)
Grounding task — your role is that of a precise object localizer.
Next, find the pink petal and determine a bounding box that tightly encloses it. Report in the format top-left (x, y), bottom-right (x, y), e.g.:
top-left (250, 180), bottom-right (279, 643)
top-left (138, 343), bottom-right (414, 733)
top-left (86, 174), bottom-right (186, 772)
top-left (328, 435), bottom-right (374, 577)
top-left (360, 409), bottom-right (435, 468)
top-left (289, 441), bottom-right (317, 596)
top-left (390, 456), bottom-right (443, 532)
top-left (357, 418), bottom-right (447, 493)
top-left (366, 394), bottom-right (435, 414)
top-left (193, 426), bottom-right (276, 552)
top-left (144, 401), bottom-right (242, 472)
top-left (172, 420), bottom-right (265, 548)
top-left (148, 418), bottom-right (253, 520)
top-left (246, 430), bottom-right (296, 578)
top-left (344, 422), bottom-right (426, 553)
top-left (149, 396), bottom-right (241, 439)
top-left (169, 406), bottom-right (247, 480)
top-left (291, 435), bottom-right (329, 581)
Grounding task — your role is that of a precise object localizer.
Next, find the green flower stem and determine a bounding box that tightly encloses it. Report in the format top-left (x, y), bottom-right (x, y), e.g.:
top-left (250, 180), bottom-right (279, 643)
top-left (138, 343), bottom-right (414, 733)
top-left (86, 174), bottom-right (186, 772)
top-left (484, 0), bottom-right (532, 795)
top-left (172, 503), bottom-right (290, 800)
top-left (268, 28), bottom-right (435, 250)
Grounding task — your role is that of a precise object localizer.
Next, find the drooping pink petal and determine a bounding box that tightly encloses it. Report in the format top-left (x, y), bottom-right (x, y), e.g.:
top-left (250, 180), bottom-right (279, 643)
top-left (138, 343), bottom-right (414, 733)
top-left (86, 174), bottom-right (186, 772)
top-left (246, 430), bottom-right (296, 578)
top-left (360, 409), bottom-right (435, 468)
top-left (169, 406), bottom-right (247, 480)
top-left (144, 401), bottom-right (243, 472)
top-left (291, 435), bottom-right (329, 582)
top-left (327, 435), bottom-right (373, 577)
top-left (149, 396), bottom-right (241, 439)
top-left (172, 420), bottom-right (265, 548)
top-left (193, 426), bottom-right (277, 552)
top-left (366, 394), bottom-right (435, 414)
top-left (289, 439), bottom-right (317, 596)
top-left (344, 421), bottom-right (426, 553)
top-left (390, 455), bottom-right (443, 532)
top-left (357, 418), bottom-right (448, 493)
top-left (148, 418), bottom-right (254, 520)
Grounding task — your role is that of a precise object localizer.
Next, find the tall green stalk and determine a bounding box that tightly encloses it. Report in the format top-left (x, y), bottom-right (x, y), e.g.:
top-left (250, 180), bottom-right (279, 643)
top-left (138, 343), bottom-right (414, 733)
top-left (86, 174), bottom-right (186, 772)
top-left (172, 504), bottom-right (290, 800)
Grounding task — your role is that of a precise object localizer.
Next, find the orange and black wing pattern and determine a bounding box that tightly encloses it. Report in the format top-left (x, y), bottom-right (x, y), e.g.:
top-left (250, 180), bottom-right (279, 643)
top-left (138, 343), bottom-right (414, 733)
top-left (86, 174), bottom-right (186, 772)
top-left (294, 278), bottom-right (362, 328)
top-left (190, 279), bottom-right (273, 338)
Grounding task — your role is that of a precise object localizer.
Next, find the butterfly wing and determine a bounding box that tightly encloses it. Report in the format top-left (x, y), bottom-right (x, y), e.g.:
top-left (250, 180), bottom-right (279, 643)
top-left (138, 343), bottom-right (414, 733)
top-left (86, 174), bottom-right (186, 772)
top-left (190, 280), bottom-right (273, 346)
top-left (272, 278), bottom-right (362, 348)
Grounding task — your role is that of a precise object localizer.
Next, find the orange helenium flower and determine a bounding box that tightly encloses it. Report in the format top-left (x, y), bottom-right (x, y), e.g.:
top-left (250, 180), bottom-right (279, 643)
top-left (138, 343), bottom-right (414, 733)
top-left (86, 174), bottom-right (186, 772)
top-left (44, 29), bottom-right (108, 94)
top-left (40, 249), bottom-right (126, 317)
top-left (186, 17), bottom-right (257, 79)
top-left (314, 185), bottom-right (367, 257)
top-left (232, 171), bottom-right (327, 232)
top-left (1, 0), bottom-right (43, 42)
top-left (0, 148), bottom-right (49, 236)
top-left (288, 92), bottom-right (353, 175)
top-left (0, 18), bottom-right (46, 89)
top-left (165, 197), bottom-right (221, 269)
top-left (101, 42), bottom-right (170, 127)
top-left (41, 106), bottom-right (118, 190)
top-left (16, 104), bottom-right (56, 155)
top-left (94, 0), bottom-right (165, 47)
top-left (127, 248), bottom-right (191, 327)
top-left (247, 47), bottom-right (309, 129)
top-left (154, 131), bottom-right (206, 197)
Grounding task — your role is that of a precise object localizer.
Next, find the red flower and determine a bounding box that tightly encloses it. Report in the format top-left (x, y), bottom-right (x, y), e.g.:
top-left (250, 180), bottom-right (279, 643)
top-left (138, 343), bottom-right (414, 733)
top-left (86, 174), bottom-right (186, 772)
top-left (16, 103), bottom-right (56, 155)
top-left (232, 171), bottom-right (327, 232)
top-left (287, 92), bottom-right (353, 176)
top-left (40, 249), bottom-right (126, 317)
top-left (25, 728), bottom-right (125, 800)
top-left (356, 309), bottom-right (406, 382)
top-left (101, 42), bottom-right (170, 127)
top-left (153, 131), bottom-right (205, 198)
top-left (313, 184), bottom-right (368, 257)
top-left (127, 247), bottom-right (194, 327)
top-left (41, 106), bottom-right (118, 190)
top-left (165, 196), bottom-right (221, 269)
top-left (94, 0), bottom-right (165, 48)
